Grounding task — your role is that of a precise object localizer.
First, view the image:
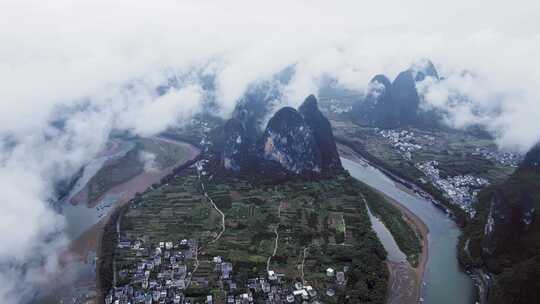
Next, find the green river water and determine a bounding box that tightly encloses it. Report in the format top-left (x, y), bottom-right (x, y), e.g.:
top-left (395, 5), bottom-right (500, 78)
top-left (342, 158), bottom-right (475, 304)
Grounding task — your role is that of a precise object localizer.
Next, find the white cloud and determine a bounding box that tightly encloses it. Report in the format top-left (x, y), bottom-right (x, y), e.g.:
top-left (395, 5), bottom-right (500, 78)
top-left (116, 85), bottom-right (203, 136)
top-left (139, 151), bottom-right (158, 173)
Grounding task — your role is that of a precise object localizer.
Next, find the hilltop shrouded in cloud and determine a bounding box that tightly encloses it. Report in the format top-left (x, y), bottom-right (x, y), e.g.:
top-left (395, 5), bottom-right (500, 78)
top-left (0, 0), bottom-right (539, 302)
top-left (417, 70), bottom-right (540, 152)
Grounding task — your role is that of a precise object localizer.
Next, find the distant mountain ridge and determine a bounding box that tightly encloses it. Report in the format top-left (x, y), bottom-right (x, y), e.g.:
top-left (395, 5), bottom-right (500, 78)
top-left (352, 59), bottom-right (442, 128)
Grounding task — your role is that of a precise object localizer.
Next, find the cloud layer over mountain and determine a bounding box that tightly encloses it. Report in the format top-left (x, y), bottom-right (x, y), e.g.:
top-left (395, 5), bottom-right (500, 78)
top-left (0, 0), bottom-right (539, 302)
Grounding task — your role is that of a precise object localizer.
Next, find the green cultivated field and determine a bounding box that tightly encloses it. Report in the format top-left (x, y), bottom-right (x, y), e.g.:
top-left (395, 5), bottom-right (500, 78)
top-left (113, 168), bottom-right (401, 303)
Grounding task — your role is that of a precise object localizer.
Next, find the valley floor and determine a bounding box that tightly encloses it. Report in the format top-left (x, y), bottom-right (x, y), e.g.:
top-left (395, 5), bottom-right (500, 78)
top-left (103, 166), bottom-right (392, 303)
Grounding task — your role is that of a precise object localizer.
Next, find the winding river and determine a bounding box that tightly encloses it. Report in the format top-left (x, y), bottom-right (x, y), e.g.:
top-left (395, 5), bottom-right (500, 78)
top-left (61, 137), bottom-right (199, 241)
top-left (62, 140), bottom-right (135, 240)
top-left (39, 138), bottom-right (200, 303)
top-left (342, 158), bottom-right (475, 303)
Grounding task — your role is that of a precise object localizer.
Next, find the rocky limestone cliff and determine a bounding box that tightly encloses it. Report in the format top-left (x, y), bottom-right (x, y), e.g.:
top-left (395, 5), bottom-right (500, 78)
top-left (221, 118), bottom-right (250, 172)
top-left (298, 95), bottom-right (342, 174)
top-left (215, 95), bottom-right (342, 177)
top-left (481, 145), bottom-right (540, 257)
top-left (410, 58), bottom-right (440, 81)
top-left (352, 74), bottom-right (392, 126)
top-left (463, 143), bottom-right (540, 303)
top-left (258, 107), bottom-right (322, 174)
top-left (232, 66), bottom-right (295, 141)
top-left (390, 70), bottom-right (421, 126)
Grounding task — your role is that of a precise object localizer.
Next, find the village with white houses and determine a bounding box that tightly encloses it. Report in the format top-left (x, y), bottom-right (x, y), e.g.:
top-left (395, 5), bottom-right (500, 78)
top-left (375, 128), bottom-right (523, 215)
top-left (416, 160), bottom-right (490, 214)
top-left (378, 129), bottom-right (428, 161)
top-left (107, 237), bottom-right (347, 304)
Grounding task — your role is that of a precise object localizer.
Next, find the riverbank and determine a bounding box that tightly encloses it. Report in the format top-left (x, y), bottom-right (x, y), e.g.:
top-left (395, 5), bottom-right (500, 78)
top-left (71, 139), bottom-right (200, 255)
top-left (339, 141), bottom-right (478, 304)
top-left (378, 187), bottom-right (429, 303)
top-left (335, 137), bottom-right (468, 226)
top-left (340, 144), bottom-right (429, 304)
top-left (36, 138), bottom-right (202, 303)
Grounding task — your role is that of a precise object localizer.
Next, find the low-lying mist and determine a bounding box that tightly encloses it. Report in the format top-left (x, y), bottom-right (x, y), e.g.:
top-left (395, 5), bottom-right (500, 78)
top-left (0, 0), bottom-right (539, 302)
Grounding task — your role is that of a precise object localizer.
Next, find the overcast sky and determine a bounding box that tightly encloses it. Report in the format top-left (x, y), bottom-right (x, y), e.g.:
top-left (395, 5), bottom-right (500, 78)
top-left (0, 0), bottom-right (539, 302)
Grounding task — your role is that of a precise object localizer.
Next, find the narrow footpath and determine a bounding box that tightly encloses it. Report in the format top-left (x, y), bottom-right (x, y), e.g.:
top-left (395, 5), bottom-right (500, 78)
top-left (266, 203), bottom-right (281, 271)
top-left (196, 162), bottom-right (226, 243)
